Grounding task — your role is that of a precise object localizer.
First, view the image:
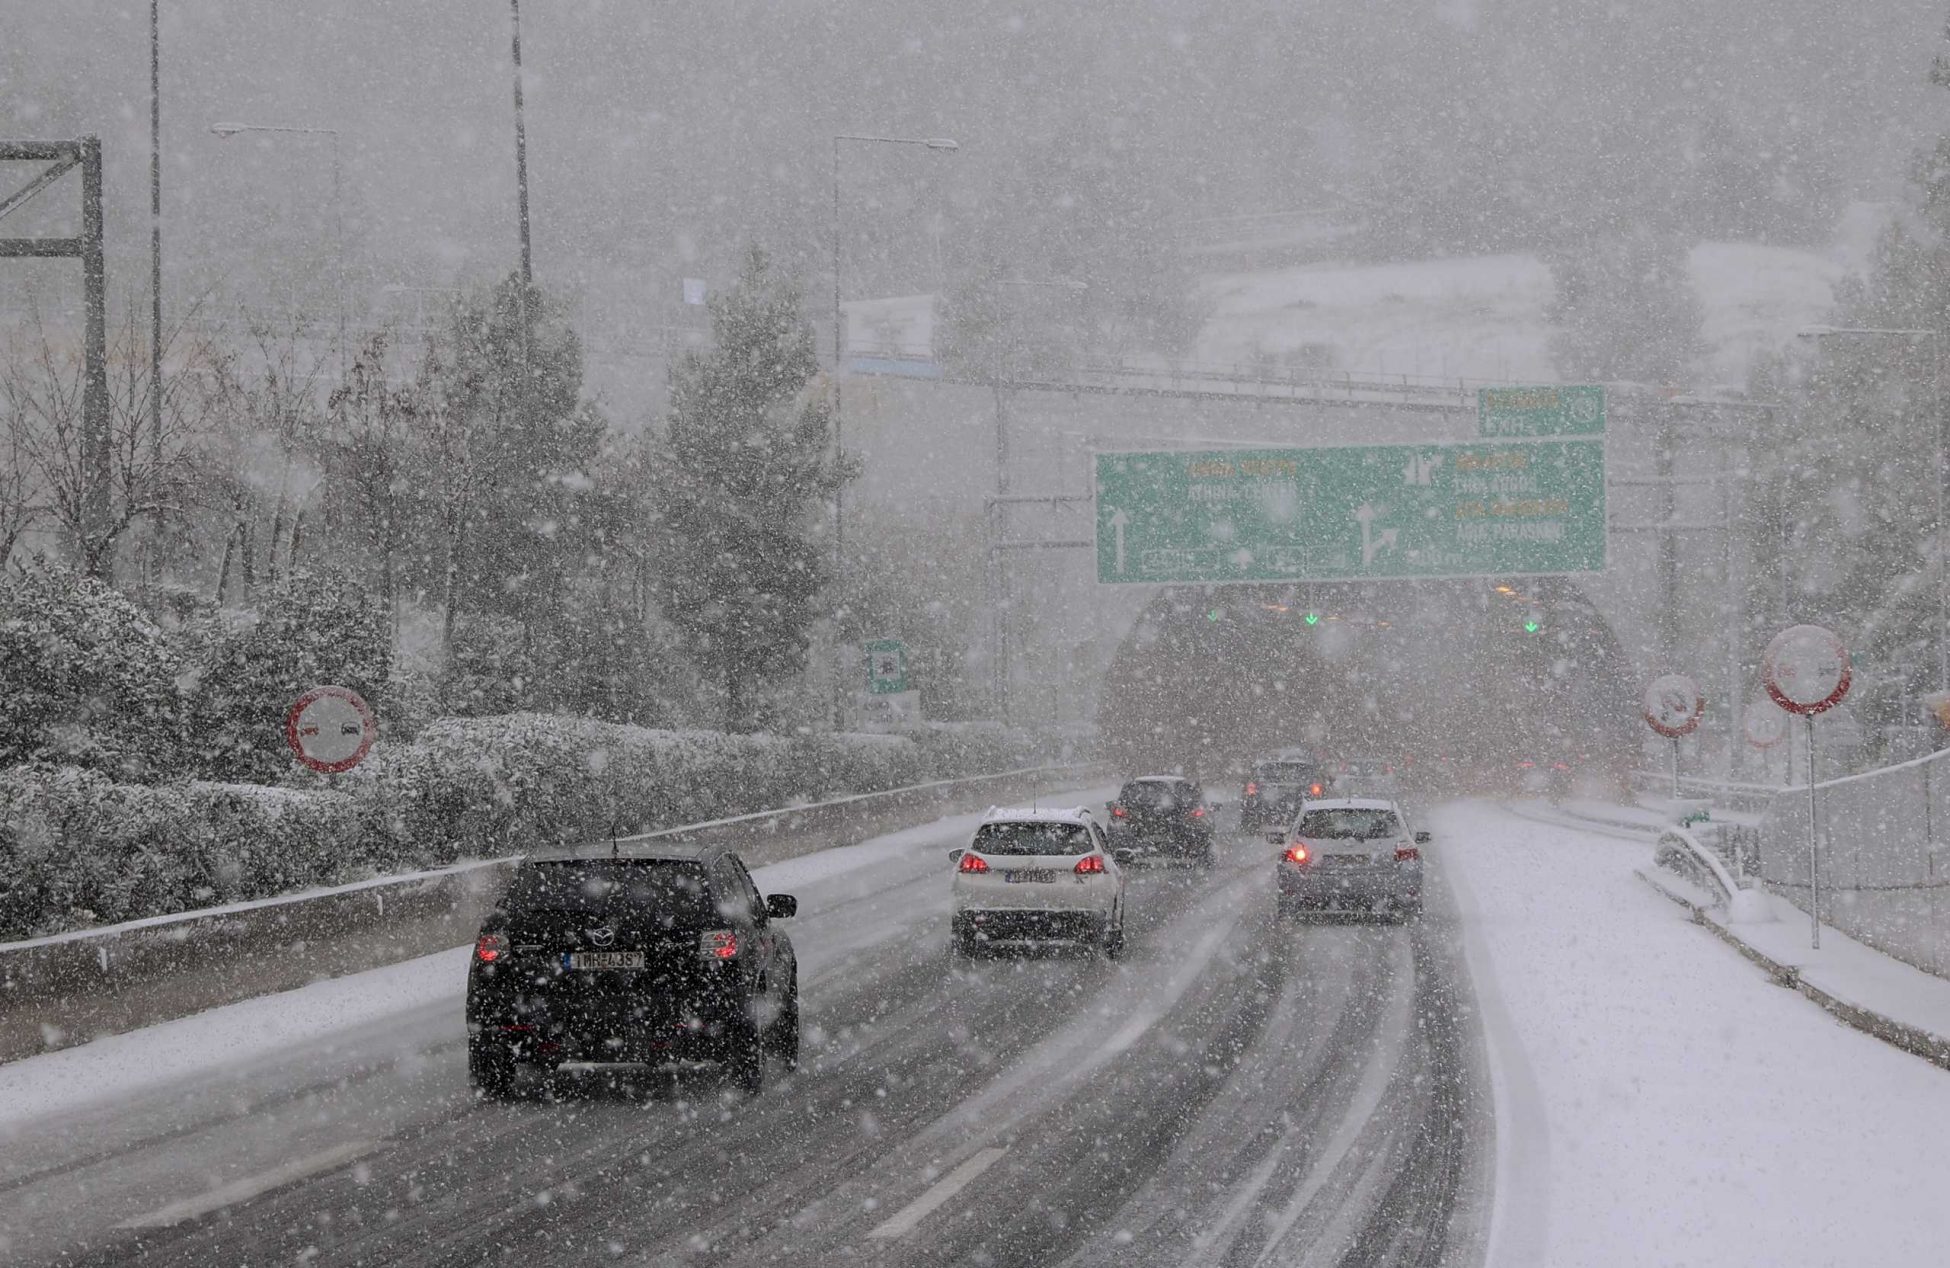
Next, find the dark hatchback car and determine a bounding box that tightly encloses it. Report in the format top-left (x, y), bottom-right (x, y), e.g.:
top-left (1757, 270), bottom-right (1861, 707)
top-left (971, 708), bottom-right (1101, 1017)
top-left (1106, 776), bottom-right (1215, 865)
top-left (1239, 756), bottom-right (1328, 831)
top-left (466, 842), bottom-right (799, 1098)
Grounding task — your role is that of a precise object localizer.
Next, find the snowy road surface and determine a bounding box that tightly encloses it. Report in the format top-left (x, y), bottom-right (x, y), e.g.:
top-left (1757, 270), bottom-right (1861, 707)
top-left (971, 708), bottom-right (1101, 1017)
top-left (11, 798), bottom-right (1949, 1266)
top-left (0, 793), bottom-right (1488, 1267)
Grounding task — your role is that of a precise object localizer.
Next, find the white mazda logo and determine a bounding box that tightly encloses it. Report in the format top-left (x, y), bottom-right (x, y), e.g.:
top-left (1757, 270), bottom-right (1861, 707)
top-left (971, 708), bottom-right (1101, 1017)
top-left (587, 927), bottom-right (615, 947)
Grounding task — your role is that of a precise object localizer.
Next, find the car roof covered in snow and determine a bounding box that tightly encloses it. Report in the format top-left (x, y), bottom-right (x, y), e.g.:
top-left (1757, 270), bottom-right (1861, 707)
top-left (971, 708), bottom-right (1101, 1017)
top-left (1299, 797), bottom-right (1400, 812)
top-left (980, 805), bottom-right (1097, 826)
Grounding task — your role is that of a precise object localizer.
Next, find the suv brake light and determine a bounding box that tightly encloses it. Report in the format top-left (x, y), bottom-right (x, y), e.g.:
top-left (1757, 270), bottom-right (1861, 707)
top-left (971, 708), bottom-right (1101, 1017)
top-left (1395, 845), bottom-right (1421, 862)
top-left (1283, 844), bottom-right (1310, 865)
top-left (1110, 805), bottom-right (1129, 818)
top-left (1245, 781), bottom-right (1258, 797)
top-left (474, 933), bottom-right (505, 963)
top-left (958, 852), bottom-right (990, 874)
top-left (700, 929), bottom-right (739, 960)
top-left (1074, 853), bottom-right (1107, 875)
top-left (1189, 805), bottom-right (1207, 819)
top-left (1309, 782), bottom-right (1323, 797)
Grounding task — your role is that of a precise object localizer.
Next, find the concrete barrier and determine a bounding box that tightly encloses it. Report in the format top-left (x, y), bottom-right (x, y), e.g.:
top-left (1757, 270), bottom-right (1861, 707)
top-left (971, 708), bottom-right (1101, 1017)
top-left (0, 762), bottom-right (1107, 1064)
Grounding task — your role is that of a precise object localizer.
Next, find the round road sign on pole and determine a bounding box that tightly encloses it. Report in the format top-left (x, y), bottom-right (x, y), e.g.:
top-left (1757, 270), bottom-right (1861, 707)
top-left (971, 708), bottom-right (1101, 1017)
top-left (285, 685), bottom-right (378, 773)
top-left (1760, 624), bottom-right (1851, 716)
top-left (1641, 673), bottom-right (1705, 738)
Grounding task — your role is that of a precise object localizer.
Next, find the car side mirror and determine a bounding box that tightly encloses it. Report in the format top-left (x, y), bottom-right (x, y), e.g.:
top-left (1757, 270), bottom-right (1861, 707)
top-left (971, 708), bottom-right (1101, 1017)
top-left (764, 893), bottom-right (798, 920)
top-left (1264, 828), bottom-right (1285, 845)
top-left (948, 848), bottom-right (964, 864)
top-left (1414, 831), bottom-right (1432, 845)
top-left (1112, 848), bottom-right (1136, 866)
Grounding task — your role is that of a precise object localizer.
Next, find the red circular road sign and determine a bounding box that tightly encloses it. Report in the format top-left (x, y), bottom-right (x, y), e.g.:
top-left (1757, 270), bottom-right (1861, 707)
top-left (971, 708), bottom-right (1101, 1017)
top-left (1761, 625), bottom-right (1852, 716)
top-left (1642, 673), bottom-right (1705, 738)
top-left (285, 685), bottom-right (378, 773)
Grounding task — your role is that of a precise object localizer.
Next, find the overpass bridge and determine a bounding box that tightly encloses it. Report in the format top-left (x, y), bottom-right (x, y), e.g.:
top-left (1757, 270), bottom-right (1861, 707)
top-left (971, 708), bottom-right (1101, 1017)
top-left (839, 357), bottom-right (1775, 769)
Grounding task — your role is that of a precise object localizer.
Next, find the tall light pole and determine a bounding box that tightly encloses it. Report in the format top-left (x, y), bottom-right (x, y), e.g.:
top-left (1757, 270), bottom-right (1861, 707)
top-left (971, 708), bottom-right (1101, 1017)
top-left (510, 0), bottom-right (533, 286)
top-left (830, 134), bottom-right (957, 575)
top-left (1797, 325), bottom-right (1948, 691)
top-left (210, 122), bottom-right (347, 371)
top-left (150, 0), bottom-right (164, 586)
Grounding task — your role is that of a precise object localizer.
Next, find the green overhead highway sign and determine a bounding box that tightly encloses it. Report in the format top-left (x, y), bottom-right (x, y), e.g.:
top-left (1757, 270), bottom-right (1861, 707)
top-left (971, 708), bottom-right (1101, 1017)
top-left (1095, 441), bottom-right (1606, 585)
top-left (1477, 384), bottom-right (1605, 437)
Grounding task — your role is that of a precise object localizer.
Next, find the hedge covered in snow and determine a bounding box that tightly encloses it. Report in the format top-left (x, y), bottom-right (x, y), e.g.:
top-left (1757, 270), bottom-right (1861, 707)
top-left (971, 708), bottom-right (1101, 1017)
top-left (0, 713), bottom-right (1090, 940)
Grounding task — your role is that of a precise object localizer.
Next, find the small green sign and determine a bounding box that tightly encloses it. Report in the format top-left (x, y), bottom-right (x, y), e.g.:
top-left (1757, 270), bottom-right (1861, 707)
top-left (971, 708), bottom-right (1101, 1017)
top-left (1095, 441), bottom-right (1606, 585)
top-left (865, 639), bottom-right (907, 694)
top-left (1478, 385), bottom-right (1605, 437)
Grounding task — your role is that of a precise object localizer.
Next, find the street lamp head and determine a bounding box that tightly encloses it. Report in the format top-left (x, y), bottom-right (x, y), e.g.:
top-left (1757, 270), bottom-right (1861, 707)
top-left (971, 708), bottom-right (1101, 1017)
top-left (925, 138), bottom-right (960, 150)
top-left (209, 122), bottom-right (249, 138)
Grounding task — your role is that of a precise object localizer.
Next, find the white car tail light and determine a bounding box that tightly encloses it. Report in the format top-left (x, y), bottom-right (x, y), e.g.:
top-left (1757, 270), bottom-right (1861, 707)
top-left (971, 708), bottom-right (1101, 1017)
top-left (1074, 853), bottom-right (1107, 875)
top-left (1283, 844), bottom-right (1311, 865)
top-left (958, 852), bottom-right (991, 874)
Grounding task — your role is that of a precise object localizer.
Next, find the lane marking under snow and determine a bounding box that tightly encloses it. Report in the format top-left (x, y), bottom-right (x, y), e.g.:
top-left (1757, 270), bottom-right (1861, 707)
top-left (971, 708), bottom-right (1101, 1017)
top-left (115, 1139), bottom-right (376, 1229)
top-left (867, 1146), bottom-right (1007, 1240)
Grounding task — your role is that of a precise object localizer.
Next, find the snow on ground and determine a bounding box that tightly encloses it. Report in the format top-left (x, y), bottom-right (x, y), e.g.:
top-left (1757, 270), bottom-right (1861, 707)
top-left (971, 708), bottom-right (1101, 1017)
top-left (1195, 234), bottom-right (1860, 390)
top-left (1440, 798), bottom-right (1950, 1268)
top-left (0, 792), bottom-right (1112, 1131)
top-left (1195, 253), bottom-right (1556, 382)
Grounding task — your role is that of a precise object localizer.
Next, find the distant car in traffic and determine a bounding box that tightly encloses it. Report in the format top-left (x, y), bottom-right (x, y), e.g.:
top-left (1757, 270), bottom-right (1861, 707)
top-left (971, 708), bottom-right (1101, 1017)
top-left (466, 841), bottom-right (799, 1098)
top-left (950, 806), bottom-right (1129, 958)
top-left (1240, 751), bottom-right (1328, 831)
top-left (1105, 775), bottom-right (1215, 866)
top-left (1268, 797), bottom-right (1428, 921)
top-left (1331, 755), bottom-right (1405, 800)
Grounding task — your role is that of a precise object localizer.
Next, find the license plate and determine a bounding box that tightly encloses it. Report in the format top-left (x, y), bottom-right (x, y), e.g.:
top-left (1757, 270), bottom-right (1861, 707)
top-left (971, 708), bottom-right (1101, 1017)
top-left (565, 951), bottom-right (645, 970)
top-left (1320, 854), bottom-right (1377, 867)
top-left (1003, 869), bottom-right (1060, 884)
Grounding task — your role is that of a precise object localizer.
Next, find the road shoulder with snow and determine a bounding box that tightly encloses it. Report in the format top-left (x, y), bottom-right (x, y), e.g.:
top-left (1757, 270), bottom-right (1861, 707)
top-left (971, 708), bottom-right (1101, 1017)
top-left (1439, 799), bottom-right (1950, 1268)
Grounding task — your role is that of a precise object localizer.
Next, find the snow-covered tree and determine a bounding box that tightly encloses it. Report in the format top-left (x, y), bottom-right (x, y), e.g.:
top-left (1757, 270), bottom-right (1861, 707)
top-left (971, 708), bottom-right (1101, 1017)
top-left (647, 248), bottom-right (850, 730)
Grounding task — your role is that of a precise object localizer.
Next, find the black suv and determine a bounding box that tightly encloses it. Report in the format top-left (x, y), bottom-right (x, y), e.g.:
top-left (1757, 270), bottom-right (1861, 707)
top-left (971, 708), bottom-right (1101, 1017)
top-left (466, 842), bottom-right (799, 1098)
top-left (1106, 775), bottom-right (1215, 865)
top-left (1239, 754), bottom-right (1328, 831)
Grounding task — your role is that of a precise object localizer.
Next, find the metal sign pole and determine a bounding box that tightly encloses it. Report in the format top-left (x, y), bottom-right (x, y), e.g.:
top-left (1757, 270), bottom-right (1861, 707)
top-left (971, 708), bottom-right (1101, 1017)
top-left (1806, 714), bottom-right (1820, 950)
top-left (1671, 737), bottom-right (1681, 798)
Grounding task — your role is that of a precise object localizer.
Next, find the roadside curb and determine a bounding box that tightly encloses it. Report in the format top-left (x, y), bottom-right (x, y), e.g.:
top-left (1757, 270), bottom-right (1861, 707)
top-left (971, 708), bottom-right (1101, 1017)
top-left (1635, 869), bottom-right (1950, 1074)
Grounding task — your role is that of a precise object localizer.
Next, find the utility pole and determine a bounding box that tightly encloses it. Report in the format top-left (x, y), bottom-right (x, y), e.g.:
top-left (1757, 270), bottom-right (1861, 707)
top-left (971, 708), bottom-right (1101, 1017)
top-left (82, 138), bottom-right (111, 577)
top-left (149, 0), bottom-right (164, 587)
top-left (511, 0), bottom-right (533, 287)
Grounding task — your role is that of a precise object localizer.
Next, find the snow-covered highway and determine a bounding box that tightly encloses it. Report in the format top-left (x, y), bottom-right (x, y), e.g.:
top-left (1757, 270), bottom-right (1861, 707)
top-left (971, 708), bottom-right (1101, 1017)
top-left (5, 797), bottom-right (1950, 1266)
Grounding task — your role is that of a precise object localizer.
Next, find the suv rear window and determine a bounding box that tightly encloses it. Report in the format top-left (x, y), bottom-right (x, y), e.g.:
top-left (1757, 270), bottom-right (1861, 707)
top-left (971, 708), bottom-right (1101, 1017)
top-left (1295, 808), bottom-right (1401, 840)
top-left (972, 821), bottom-right (1091, 856)
top-left (1254, 762), bottom-right (1318, 784)
top-left (505, 860), bottom-right (716, 924)
top-left (1119, 781), bottom-right (1190, 808)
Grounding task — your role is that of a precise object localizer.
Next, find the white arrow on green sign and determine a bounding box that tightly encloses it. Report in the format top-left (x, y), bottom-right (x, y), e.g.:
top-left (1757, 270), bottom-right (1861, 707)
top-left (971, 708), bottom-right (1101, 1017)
top-left (1094, 440), bottom-right (1606, 585)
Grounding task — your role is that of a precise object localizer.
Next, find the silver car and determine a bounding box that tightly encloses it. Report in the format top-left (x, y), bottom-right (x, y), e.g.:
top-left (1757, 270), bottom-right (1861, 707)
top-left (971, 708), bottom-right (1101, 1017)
top-left (1268, 798), bottom-right (1427, 921)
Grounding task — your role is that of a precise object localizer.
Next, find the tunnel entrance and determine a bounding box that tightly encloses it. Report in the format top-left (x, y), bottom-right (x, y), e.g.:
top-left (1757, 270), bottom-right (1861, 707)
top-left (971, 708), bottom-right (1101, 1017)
top-left (1097, 576), bottom-right (1638, 789)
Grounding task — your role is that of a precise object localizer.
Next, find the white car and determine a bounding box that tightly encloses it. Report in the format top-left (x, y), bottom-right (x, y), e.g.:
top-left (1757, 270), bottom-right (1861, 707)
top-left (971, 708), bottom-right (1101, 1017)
top-left (948, 806), bottom-right (1129, 958)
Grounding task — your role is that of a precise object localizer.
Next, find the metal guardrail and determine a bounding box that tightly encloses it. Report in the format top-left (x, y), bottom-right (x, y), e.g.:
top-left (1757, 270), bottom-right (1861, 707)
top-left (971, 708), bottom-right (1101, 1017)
top-left (0, 762), bottom-right (1109, 1065)
top-left (1630, 769), bottom-right (1785, 814)
top-left (1654, 826), bottom-right (1746, 906)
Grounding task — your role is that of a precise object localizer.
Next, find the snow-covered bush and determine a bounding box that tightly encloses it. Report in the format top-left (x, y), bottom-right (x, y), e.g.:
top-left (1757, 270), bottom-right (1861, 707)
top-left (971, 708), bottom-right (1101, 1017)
top-left (184, 570), bottom-right (391, 782)
top-left (0, 564), bottom-right (185, 780)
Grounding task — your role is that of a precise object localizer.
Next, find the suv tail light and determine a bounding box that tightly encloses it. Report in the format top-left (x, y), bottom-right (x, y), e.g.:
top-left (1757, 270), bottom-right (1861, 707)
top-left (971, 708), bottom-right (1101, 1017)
top-left (1074, 853), bottom-right (1107, 875)
top-left (958, 852), bottom-right (990, 874)
top-left (474, 933), bottom-right (505, 964)
top-left (1245, 781), bottom-right (1259, 797)
top-left (700, 929), bottom-right (740, 961)
top-left (1283, 844), bottom-right (1311, 865)
top-left (1189, 805), bottom-right (1207, 819)
top-left (1110, 805), bottom-right (1129, 818)
top-left (1395, 845), bottom-right (1421, 862)
top-left (1309, 782), bottom-right (1323, 797)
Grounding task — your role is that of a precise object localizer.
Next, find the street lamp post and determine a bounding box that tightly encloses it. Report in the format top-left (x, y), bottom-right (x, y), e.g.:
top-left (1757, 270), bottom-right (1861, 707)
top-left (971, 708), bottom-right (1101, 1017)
top-left (1797, 325), bottom-right (1948, 692)
top-left (829, 134), bottom-right (958, 575)
top-left (210, 121), bottom-right (346, 371)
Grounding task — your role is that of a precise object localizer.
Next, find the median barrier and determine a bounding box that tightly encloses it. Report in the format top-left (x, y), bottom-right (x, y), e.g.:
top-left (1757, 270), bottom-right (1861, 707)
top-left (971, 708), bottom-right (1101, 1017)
top-left (0, 762), bottom-right (1107, 1064)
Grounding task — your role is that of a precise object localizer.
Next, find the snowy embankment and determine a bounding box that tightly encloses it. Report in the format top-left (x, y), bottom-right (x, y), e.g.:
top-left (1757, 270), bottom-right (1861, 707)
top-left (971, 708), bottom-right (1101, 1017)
top-left (1440, 799), bottom-right (1950, 1268)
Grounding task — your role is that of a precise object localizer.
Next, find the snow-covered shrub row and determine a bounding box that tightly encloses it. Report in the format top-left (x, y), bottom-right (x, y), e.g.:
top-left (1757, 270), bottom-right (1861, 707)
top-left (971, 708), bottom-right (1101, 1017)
top-left (0, 714), bottom-right (1089, 939)
top-left (0, 767), bottom-right (367, 940)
